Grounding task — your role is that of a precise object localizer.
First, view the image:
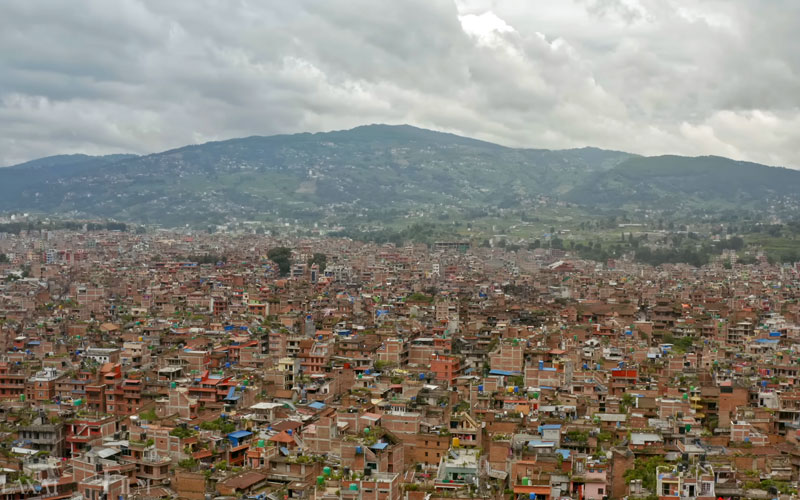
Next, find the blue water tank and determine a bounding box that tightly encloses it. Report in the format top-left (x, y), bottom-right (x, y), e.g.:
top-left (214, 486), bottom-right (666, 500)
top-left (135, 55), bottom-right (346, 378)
top-left (478, 385), bottom-right (484, 392)
top-left (538, 360), bottom-right (544, 370)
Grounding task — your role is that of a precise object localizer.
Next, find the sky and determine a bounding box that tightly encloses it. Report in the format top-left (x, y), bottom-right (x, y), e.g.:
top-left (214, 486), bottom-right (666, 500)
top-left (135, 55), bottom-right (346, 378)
top-left (2, 0), bottom-right (800, 167)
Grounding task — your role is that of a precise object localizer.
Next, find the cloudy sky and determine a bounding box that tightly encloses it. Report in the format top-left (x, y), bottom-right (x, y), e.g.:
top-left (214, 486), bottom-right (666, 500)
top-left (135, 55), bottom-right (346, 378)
top-left (2, 0), bottom-right (800, 167)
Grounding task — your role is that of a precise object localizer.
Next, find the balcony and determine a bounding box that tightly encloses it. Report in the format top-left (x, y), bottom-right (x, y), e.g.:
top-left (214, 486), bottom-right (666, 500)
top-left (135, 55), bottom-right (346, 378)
top-left (67, 434), bottom-right (92, 443)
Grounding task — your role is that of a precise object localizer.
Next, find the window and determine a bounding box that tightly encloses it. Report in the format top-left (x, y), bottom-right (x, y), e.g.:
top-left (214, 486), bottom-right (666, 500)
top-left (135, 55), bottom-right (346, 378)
top-left (598, 489), bottom-right (604, 495)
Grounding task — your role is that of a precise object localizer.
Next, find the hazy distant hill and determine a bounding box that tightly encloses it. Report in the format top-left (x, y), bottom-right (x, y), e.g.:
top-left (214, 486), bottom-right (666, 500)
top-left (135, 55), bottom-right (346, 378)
top-left (0, 124), bottom-right (796, 225)
top-left (566, 154), bottom-right (800, 208)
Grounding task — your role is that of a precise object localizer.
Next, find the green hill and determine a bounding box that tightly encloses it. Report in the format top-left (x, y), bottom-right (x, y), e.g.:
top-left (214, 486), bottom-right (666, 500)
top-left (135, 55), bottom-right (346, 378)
top-left (0, 125), bottom-right (796, 225)
top-left (567, 155), bottom-right (800, 208)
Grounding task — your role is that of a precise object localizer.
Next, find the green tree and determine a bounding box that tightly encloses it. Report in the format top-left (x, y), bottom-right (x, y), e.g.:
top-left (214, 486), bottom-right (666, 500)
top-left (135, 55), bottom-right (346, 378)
top-left (308, 252), bottom-right (327, 273)
top-left (138, 409), bottom-right (157, 422)
top-left (200, 418), bottom-right (236, 434)
top-left (178, 458), bottom-right (198, 470)
top-left (170, 426), bottom-right (196, 439)
top-left (624, 456), bottom-right (666, 492)
top-left (621, 392), bottom-right (636, 413)
top-left (268, 247), bottom-right (293, 276)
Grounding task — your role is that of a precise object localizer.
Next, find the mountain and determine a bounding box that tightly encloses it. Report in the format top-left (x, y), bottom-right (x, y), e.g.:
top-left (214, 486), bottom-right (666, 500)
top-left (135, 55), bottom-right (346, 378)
top-left (0, 124), bottom-right (796, 226)
top-left (566, 155), bottom-right (800, 208)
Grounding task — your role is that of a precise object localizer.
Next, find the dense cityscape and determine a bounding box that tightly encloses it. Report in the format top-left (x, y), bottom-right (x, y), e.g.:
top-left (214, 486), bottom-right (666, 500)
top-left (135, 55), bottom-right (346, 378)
top-left (4, 2), bottom-right (800, 499)
top-left (0, 224), bottom-right (796, 500)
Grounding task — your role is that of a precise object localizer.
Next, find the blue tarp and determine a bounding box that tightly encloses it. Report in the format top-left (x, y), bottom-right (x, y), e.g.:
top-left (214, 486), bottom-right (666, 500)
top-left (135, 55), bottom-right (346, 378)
top-left (228, 430), bottom-right (252, 439)
top-left (555, 449), bottom-right (571, 459)
top-left (489, 369), bottom-right (520, 376)
top-left (228, 430), bottom-right (252, 446)
top-left (309, 402), bottom-right (326, 410)
top-left (370, 442), bottom-right (389, 450)
top-left (225, 387), bottom-right (236, 399)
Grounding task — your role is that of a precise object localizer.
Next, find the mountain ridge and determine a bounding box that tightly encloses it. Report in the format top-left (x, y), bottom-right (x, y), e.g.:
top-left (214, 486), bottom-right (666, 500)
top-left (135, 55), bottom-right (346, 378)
top-left (0, 124), bottom-right (796, 226)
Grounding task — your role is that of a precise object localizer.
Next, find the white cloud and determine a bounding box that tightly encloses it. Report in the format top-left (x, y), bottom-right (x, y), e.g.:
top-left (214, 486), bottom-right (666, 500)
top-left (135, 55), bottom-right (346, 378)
top-left (0, 0), bottom-right (798, 168)
top-left (458, 11), bottom-right (516, 48)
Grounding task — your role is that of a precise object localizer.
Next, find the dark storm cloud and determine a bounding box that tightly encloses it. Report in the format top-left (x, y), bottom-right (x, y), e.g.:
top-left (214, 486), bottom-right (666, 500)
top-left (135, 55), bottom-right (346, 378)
top-left (1, 0), bottom-right (799, 167)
